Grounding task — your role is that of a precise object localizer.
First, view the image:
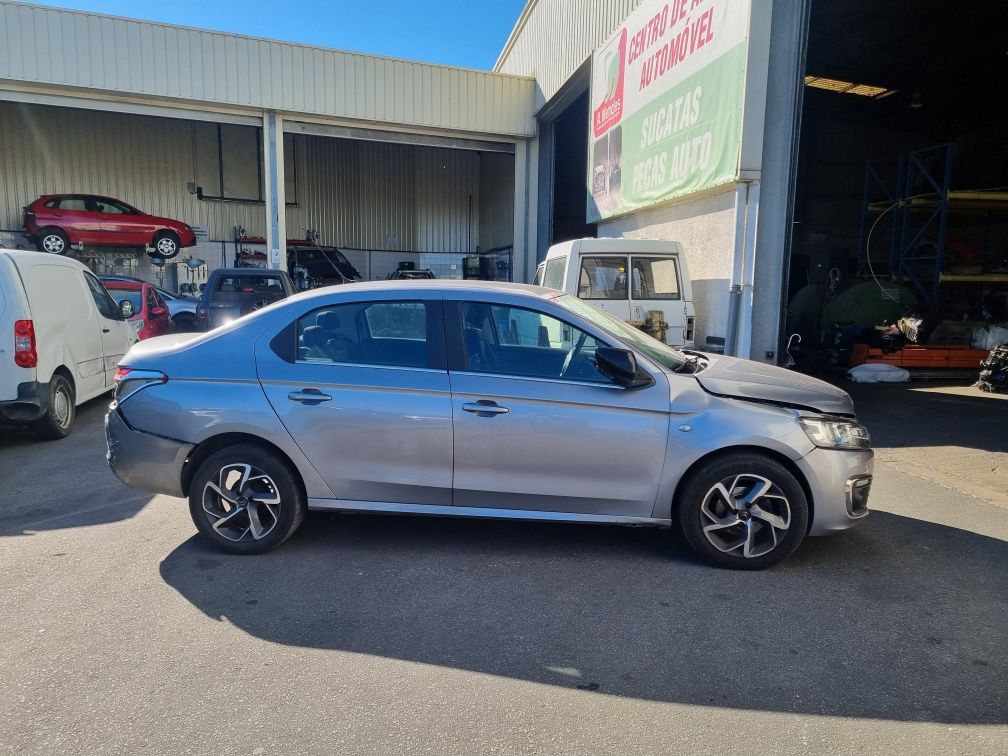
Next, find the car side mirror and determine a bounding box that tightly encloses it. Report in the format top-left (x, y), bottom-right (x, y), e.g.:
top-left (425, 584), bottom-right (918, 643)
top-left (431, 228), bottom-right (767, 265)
top-left (594, 346), bottom-right (653, 388)
top-left (119, 299), bottom-right (135, 318)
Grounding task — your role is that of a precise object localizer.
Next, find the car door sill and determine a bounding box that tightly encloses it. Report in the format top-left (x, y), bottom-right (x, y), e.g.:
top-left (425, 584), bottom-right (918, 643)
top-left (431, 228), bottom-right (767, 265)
top-left (307, 498), bottom-right (670, 527)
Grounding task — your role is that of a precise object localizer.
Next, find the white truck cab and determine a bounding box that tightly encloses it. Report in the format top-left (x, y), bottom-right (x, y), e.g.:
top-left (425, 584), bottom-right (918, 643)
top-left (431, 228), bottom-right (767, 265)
top-left (0, 249), bottom-right (136, 438)
top-left (534, 238), bottom-right (695, 348)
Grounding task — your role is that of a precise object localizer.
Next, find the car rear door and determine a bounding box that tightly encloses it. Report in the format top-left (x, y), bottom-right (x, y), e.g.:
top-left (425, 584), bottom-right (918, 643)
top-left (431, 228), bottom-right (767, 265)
top-left (51, 196), bottom-right (102, 245)
top-left (446, 295), bottom-right (670, 518)
top-left (628, 255), bottom-right (688, 346)
top-left (255, 292), bottom-right (453, 506)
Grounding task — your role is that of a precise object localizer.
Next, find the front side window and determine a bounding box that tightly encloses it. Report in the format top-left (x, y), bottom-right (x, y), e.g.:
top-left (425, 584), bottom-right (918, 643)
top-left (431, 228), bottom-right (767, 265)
top-left (94, 198), bottom-right (134, 215)
top-left (459, 301), bottom-right (609, 383)
top-left (578, 256), bottom-right (628, 300)
top-left (84, 273), bottom-right (122, 319)
top-left (296, 301), bottom-right (429, 368)
top-left (631, 257), bottom-right (680, 300)
top-left (145, 287), bottom-right (159, 312)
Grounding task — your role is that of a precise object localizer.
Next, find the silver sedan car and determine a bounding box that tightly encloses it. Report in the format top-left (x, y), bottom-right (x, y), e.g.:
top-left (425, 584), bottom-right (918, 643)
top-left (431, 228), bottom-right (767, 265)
top-left (106, 280), bottom-right (872, 569)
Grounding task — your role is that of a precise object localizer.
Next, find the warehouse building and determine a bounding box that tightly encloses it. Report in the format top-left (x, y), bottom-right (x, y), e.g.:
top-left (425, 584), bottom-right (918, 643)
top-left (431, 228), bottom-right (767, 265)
top-left (1, 0), bottom-right (1005, 365)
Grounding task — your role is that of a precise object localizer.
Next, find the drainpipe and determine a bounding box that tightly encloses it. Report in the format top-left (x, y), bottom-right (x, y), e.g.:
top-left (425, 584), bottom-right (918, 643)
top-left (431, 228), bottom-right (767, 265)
top-left (737, 182), bottom-right (761, 359)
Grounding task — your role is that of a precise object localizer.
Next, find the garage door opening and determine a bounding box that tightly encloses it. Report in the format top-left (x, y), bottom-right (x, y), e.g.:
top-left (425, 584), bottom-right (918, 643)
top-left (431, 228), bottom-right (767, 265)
top-left (549, 90), bottom-right (597, 247)
top-left (786, 1), bottom-right (1008, 371)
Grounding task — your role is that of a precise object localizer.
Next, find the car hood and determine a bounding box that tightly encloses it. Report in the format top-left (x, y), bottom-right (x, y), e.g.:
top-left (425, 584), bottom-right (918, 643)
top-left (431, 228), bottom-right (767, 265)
top-left (692, 354), bottom-right (854, 415)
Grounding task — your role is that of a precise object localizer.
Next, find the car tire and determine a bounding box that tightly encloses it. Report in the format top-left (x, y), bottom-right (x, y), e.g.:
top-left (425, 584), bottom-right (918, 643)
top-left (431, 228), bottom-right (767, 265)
top-left (36, 228), bottom-right (70, 255)
top-left (677, 453), bottom-right (809, 570)
top-left (188, 444), bottom-right (306, 555)
top-left (240, 295), bottom-right (282, 316)
top-left (152, 231), bottom-right (181, 259)
top-left (32, 373), bottom-right (75, 440)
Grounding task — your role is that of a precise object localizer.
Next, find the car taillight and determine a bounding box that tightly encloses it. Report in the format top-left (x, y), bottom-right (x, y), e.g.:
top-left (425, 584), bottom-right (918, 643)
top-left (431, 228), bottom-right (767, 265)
top-left (14, 320), bottom-right (37, 368)
top-left (114, 367), bottom-right (168, 401)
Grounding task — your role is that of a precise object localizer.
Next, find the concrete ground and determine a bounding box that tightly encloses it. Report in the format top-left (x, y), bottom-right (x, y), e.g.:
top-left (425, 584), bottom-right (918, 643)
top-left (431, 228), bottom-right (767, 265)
top-left (1, 374), bottom-right (1006, 755)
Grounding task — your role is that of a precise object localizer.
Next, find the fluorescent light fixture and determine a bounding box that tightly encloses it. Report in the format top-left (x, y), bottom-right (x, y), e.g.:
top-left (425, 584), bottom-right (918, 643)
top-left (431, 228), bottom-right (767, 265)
top-left (804, 76), bottom-right (896, 99)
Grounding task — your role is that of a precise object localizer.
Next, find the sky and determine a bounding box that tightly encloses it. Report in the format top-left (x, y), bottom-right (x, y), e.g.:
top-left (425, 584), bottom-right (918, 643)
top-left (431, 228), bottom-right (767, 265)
top-left (18, 0), bottom-right (528, 70)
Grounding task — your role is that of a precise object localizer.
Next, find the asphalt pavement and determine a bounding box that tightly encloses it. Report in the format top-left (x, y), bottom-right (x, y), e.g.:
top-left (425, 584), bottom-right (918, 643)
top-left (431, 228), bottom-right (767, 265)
top-left (1, 379), bottom-right (1006, 755)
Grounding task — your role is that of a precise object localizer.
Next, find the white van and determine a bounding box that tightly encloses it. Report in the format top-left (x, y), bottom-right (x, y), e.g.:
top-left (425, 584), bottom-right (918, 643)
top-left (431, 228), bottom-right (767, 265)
top-left (534, 239), bottom-right (696, 348)
top-left (0, 249), bottom-right (136, 438)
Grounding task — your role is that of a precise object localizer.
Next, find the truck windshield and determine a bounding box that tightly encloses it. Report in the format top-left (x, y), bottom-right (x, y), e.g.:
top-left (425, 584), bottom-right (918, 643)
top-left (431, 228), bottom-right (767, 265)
top-left (557, 294), bottom-right (687, 371)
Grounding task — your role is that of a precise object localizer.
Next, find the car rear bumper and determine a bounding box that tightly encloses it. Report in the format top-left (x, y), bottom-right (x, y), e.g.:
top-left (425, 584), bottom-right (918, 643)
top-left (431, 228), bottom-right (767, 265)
top-left (797, 447), bottom-right (874, 535)
top-left (105, 406), bottom-right (192, 497)
top-left (0, 380), bottom-right (46, 424)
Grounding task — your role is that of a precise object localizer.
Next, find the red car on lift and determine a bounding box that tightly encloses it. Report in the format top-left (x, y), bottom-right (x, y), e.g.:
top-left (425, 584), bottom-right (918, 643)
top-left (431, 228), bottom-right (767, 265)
top-left (23, 194), bottom-right (197, 259)
top-left (100, 278), bottom-right (174, 340)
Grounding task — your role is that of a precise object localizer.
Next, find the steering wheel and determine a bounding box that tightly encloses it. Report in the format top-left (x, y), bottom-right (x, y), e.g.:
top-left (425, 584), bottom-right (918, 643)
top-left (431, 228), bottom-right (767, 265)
top-left (560, 331), bottom-right (588, 378)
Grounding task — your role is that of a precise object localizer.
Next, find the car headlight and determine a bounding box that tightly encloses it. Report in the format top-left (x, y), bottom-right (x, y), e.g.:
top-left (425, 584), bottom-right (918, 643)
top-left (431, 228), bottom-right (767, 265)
top-left (798, 416), bottom-right (870, 450)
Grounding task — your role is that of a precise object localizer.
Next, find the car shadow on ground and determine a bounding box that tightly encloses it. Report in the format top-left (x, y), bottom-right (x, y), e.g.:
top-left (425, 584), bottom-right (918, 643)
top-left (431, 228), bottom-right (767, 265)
top-left (160, 510), bottom-right (1006, 724)
top-left (0, 398), bottom-right (151, 536)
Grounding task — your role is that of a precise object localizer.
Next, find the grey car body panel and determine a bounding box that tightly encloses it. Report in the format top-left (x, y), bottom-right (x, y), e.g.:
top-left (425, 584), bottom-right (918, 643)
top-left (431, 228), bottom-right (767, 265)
top-left (107, 280), bottom-right (870, 538)
top-left (106, 408), bottom-right (192, 497)
top-left (695, 354), bottom-right (855, 415)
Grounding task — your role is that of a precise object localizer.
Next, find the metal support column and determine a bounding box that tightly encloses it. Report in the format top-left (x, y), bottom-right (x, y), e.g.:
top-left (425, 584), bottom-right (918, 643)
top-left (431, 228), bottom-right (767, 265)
top-left (262, 110), bottom-right (286, 270)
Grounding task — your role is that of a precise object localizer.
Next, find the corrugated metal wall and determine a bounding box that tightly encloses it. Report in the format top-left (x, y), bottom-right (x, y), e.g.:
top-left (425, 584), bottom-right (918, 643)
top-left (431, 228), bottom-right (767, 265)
top-left (0, 1), bottom-right (536, 138)
top-left (495, 0), bottom-right (642, 108)
top-left (0, 101), bottom-right (486, 253)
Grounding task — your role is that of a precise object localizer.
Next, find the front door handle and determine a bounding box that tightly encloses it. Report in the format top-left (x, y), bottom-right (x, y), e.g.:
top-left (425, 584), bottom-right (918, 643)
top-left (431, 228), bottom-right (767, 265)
top-left (462, 400), bottom-right (509, 415)
top-left (288, 388), bottom-right (332, 404)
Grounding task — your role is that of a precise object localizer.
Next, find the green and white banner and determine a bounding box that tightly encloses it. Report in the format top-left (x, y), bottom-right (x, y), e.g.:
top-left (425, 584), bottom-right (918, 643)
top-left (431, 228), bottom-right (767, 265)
top-left (587, 0), bottom-right (751, 222)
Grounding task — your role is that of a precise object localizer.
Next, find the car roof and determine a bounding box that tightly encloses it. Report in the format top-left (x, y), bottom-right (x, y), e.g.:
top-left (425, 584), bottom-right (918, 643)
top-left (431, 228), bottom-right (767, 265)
top-left (101, 280), bottom-right (143, 290)
top-left (286, 278), bottom-right (558, 306)
top-left (0, 248), bottom-right (88, 270)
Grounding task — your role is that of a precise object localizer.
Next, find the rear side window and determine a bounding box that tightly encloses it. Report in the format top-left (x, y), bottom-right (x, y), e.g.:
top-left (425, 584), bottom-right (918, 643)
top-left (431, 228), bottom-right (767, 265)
top-left (295, 301), bottom-right (430, 369)
top-left (56, 197), bottom-right (89, 211)
top-left (631, 257), bottom-right (680, 300)
top-left (542, 258), bottom-right (565, 290)
top-left (578, 256), bottom-right (628, 300)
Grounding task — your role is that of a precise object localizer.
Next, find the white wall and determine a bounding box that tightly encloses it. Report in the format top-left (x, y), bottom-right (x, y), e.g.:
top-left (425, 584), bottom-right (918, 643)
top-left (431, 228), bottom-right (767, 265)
top-left (599, 187), bottom-right (738, 349)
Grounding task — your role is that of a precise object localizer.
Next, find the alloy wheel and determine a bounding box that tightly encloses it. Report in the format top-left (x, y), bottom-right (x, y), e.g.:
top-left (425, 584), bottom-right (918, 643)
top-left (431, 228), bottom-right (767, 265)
top-left (42, 234), bottom-right (65, 253)
top-left (699, 474), bottom-right (792, 558)
top-left (202, 463), bottom-right (282, 542)
top-left (156, 237), bottom-right (178, 256)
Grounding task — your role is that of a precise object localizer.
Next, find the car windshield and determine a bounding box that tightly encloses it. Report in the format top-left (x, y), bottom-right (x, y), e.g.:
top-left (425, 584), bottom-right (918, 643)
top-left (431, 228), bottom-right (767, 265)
top-left (105, 288), bottom-right (142, 312)
top-left (556, 294), bottom-right (687, 371)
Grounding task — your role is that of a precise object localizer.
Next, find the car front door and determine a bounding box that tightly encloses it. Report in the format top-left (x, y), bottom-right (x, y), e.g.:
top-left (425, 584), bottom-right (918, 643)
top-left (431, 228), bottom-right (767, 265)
top-left (446, 297), bottom-right (670, 518)
top-left (96, 197), bottom-right (149, 246)
top-left (255, 294), bottom-right (454, 506)
top-left (82, 271), bottom-right (134, 387)
top-left (145, 285), bottom-right (171, 336)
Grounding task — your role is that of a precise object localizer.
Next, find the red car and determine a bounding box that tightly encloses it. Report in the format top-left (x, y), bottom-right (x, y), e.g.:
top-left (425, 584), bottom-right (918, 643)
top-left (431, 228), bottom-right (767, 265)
top-left (23, 194), bottom-right (197, 259)
top-left (100, 278), bottom-right (174, 340)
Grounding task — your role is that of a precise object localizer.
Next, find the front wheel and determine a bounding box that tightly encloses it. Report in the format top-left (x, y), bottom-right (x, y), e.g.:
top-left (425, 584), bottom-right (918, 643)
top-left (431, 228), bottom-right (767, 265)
top-left (32, 373), bottom-right (75, 440)
top-left (188, 444), bottom-right (306, 554)
top-left (152, 231), bottom-right (181, 259)
top-left (677, 453), bottom-right (809, 570)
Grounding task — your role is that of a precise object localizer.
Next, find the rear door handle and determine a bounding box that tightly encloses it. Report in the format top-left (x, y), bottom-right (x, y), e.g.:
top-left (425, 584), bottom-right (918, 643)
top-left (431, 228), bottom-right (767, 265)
top-left (288, 388), bottom-right (332, 404)
top-left (462, 400), bottom-right (509, 415)
top-left (102, 328), bottom-right (110, 333)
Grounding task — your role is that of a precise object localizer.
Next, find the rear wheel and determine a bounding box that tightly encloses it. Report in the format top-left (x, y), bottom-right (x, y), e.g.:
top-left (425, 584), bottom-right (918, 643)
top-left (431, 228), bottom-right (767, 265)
top-left (188, 444), bottom-right (306, 554)
top-left (152, 231), bottom-right (181, 259)
top-left (677, 453), bottom-right (809, 570)
top-left (32, 373), bottom-right (75, 440)
top-left (37, 228), bottom-right (69, 255)
top-left (172, 313), bottom-right (197, 332)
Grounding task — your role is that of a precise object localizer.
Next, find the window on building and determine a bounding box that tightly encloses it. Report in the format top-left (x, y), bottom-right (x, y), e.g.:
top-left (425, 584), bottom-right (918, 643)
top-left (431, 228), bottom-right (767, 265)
top-left (193, 123), bottom-right (297, 204)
